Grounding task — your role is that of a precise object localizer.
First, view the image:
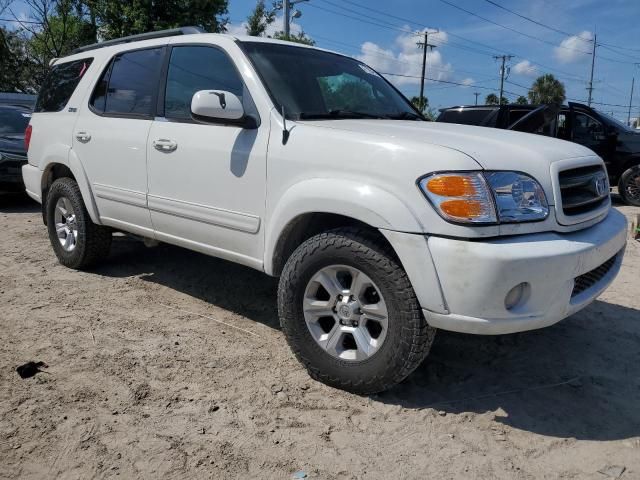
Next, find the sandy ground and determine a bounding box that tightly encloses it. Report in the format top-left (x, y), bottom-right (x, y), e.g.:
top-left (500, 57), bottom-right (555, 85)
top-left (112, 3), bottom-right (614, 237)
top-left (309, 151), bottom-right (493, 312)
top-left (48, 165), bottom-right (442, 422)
top-left (0, 193), bottom-right (639, 480)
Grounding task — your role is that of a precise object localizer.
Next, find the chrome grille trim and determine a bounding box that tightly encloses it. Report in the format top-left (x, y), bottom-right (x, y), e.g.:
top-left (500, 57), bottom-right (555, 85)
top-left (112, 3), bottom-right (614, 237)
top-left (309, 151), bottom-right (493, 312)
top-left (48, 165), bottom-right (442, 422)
top-left (550, 157), bottom-right (611, 227)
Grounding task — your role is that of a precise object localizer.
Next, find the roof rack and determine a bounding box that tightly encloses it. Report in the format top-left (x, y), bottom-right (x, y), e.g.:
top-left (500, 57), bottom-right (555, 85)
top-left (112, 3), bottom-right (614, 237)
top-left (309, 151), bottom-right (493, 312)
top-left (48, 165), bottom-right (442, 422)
top-left (71, 26), bottom-right (205, 55)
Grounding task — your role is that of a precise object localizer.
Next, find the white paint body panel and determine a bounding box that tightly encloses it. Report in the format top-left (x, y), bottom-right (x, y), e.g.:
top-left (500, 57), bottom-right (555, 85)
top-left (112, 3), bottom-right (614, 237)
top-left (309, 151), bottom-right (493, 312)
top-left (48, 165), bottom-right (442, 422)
top-left (23, 33), bottom-right (628, 335)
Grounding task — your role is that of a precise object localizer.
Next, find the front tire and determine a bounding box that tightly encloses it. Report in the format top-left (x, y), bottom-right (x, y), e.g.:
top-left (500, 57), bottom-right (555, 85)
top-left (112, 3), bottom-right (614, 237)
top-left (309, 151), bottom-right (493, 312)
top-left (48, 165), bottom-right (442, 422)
top-left (46, 177), bottom-right (112, 269)
top-left (278, 228), bottom-right (435, 394)
top-left (619, 165), bottom-right (640, 206)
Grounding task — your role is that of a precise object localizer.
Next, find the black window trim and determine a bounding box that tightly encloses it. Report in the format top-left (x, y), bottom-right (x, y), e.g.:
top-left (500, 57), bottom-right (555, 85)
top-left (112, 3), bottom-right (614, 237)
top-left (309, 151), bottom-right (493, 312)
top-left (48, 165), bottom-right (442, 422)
top-left (35, 56), bottom-right (95, 113)
top-left (156, 42), bottom-right (261, 128)
top-left (88, 45), bottom-right (168, 120)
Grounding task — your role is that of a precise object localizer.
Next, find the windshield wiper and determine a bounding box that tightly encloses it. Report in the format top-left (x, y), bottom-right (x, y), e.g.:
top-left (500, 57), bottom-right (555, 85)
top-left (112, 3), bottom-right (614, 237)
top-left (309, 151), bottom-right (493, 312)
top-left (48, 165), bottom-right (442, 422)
top-left (298, 109), bottom-right (387, 120)
top-left (385, 111), bottom-right (424, 120)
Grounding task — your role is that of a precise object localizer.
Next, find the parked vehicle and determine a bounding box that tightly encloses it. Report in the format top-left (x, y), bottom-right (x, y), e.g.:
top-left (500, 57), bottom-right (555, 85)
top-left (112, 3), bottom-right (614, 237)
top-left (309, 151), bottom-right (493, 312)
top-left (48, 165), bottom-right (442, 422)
top-left (437, 102), bottom-right (640, 206)
top-left (23, 28), bottom-right (627, 393)
top-left (0, 104), bottom-right (31, 191)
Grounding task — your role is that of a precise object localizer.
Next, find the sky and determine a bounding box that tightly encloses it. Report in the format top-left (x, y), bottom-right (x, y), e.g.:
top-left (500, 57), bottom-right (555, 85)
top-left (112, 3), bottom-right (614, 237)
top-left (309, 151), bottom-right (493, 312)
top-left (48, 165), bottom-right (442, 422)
top-left (3, 0), bottom-right (640, 122)
top-left (225, 0), bottom-right (640, 122)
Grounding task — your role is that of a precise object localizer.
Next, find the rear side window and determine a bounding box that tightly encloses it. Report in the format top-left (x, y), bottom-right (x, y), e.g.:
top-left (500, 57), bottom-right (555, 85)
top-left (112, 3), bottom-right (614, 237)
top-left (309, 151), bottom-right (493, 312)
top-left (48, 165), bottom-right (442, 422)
top-left (91, 48), bottom-right (164, 117)
top-left (164, 46), bottom-right (244, 120)
top-left (35, 58), bottom-right (93, 112)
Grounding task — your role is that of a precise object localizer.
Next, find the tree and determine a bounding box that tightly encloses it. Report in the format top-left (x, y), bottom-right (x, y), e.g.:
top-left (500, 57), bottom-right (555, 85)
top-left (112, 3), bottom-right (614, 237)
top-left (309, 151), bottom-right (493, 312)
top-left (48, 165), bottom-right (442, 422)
top-left (516, 95), bottom-right (528, 105)
top-left (246, 0), bottom-right (275, 36)
top-left (528, 74), bottom-right (566, 105)
top-left (485, 93), bottom-right (508, 105)
top-left (272, 31), bottom-right (314, 45)
top-left (410, 95), bottom-right (428, 113)
top-left (95, 0), bottom-right (229, 40)
top-left (485, 93), bottom-right (499, 105)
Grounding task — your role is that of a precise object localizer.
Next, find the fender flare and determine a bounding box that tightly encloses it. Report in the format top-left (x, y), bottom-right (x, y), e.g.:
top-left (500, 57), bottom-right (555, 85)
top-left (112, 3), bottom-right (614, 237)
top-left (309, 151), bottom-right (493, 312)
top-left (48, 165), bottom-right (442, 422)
top-left (263, 178), bottom-right (424, 275)
top-left (41, 146), bottom-right (101, 224)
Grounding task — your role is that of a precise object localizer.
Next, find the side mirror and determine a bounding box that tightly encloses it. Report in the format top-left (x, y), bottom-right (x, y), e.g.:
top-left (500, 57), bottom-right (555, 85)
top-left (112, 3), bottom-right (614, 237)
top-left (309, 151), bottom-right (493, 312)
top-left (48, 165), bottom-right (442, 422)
top-left (191, 90), bottom-right (244, 121)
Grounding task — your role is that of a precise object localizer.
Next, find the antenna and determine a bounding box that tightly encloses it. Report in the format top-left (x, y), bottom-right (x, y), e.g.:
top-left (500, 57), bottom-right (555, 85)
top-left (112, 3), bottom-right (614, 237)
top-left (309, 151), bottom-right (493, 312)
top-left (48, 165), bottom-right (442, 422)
top-left (282, 106), bottom-right (290, 145)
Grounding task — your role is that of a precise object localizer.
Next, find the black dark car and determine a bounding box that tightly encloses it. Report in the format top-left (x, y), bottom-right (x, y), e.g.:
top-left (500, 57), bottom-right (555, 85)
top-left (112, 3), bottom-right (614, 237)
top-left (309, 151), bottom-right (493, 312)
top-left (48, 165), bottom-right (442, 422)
top-left (0, 104), bottom-right (31, 192)
top-left (437, 102), bottom-right (640, 206)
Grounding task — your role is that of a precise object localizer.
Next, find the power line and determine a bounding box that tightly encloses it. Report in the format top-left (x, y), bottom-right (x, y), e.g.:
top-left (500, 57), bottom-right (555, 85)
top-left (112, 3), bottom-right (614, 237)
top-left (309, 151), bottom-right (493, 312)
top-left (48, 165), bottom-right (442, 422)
top-left (483, 0), bottom-right (586, 40)
top-left (437, 0), bottom-right (593, 55)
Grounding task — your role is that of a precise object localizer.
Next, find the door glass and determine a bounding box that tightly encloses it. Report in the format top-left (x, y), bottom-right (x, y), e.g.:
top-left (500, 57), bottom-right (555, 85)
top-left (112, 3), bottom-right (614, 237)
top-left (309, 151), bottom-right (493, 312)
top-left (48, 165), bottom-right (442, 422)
top-left (92, 48), bottom-right (164, 117)
top-left (165, 46), bottom-right (245, 120)
top-left (573, 112), bottom-right (604, 142)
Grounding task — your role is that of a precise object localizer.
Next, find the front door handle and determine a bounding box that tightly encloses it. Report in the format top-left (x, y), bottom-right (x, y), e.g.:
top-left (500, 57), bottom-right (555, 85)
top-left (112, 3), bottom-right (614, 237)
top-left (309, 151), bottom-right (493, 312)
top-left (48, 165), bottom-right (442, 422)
top-left (75, 132), bottom-right (91, 143)
top-left (153, 139), bottom-right (178, 153)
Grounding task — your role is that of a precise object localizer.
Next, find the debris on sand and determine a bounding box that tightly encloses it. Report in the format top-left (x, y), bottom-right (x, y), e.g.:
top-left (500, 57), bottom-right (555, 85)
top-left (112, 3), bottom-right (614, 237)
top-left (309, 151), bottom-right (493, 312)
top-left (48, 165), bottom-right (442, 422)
top-left (16, 361), bottom-right (48, 379)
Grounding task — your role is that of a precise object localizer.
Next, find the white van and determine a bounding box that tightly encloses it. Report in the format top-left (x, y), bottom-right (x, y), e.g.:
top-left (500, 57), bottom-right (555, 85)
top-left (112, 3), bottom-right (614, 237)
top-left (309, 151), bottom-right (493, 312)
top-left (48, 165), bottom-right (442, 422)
top-left (22, 28), bottom-right (627, 393)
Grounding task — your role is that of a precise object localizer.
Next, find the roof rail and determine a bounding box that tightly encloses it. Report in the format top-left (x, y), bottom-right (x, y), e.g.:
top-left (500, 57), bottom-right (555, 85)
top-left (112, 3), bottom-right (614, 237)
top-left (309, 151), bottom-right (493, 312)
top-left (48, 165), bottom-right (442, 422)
top-left (71, 26), bottom-right (205, 55)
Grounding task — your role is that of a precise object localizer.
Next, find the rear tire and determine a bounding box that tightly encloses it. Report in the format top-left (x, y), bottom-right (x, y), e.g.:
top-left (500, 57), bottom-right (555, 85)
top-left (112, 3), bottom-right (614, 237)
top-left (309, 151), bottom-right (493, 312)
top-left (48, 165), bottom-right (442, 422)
top-left (618, 165), bottom-right (640, 207)
top-left (278, 228), bottom-right (435, 394)
top-left (46, 178), bottom-right (112, 269)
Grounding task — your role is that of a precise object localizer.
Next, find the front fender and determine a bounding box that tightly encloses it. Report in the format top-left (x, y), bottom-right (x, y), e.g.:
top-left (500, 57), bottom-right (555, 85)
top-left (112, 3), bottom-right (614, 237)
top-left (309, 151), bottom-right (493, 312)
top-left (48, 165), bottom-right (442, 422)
top-left (41, 146), bottom-right (101, 224)
top-left (264, 178), bottom-right (423, 275)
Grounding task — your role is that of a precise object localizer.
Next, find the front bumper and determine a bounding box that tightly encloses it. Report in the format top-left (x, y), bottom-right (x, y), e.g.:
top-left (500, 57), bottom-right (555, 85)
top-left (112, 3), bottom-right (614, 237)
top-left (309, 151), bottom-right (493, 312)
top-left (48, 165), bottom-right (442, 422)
top-left (386, 209), bottom-right (627, 335)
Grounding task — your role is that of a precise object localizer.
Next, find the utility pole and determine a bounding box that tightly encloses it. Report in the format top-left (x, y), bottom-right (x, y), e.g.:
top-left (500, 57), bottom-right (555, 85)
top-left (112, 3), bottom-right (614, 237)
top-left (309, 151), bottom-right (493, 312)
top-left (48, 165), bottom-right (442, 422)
top-left (282, 0), bottom-right (309, 37)
top-left (628, 76), bottom-right (635, 126)
top-left (417, 30), bottom-right (438, 109)
top-left (493, 55), bottom-right (513, 104)
top-left (587, 34), bottom-right (597, 107)
top-left (474, 92), bottom-right (480, 105)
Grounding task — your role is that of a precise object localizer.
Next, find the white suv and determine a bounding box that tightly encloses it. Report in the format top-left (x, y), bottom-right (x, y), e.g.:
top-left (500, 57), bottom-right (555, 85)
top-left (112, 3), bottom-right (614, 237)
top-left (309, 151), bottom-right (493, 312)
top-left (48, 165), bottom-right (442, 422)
top-left (23, 28), bottom-right (627, 393)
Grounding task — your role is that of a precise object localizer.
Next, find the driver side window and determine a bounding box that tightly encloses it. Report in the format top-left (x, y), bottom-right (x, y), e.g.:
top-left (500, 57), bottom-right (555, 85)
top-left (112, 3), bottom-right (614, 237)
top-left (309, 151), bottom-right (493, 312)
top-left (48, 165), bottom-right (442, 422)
top-left (573, 112), bottom-right (604, 141)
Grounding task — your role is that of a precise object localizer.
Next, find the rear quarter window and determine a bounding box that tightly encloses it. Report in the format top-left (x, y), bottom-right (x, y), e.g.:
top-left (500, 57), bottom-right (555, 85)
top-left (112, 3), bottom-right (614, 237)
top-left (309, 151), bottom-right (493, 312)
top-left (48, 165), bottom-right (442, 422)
top-left (35, 58), bottom-right (93, 113)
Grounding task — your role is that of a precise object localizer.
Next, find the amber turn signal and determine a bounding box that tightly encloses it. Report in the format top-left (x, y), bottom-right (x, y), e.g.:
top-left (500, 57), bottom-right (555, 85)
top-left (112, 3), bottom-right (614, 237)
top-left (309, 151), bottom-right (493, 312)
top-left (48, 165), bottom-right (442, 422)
top-left (426, 175), bottom-right (478, 197)
top-left (440, 199), bottom-right (484, 218)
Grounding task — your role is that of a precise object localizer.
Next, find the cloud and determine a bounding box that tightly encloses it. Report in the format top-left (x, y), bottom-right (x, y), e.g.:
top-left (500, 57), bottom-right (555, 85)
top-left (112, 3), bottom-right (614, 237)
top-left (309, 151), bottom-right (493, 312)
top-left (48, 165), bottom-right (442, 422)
top-left (461, 78), bottom-right (474, 87)
top-left (225, 15), bottom-right (301, 38)
top-left (356, 29), bottom-right (453, 87)
top-left (554, 31), bottom-right (593, 64)
top-left (513, 60), bottom-right (538, 77)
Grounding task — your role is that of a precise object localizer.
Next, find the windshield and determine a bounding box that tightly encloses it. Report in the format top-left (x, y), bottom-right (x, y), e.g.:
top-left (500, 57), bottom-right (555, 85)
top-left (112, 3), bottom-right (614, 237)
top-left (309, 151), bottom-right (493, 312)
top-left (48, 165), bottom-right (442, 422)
top-left (596, 109), bottom-right (636, 133)
top-left (0, 108), bottom-right (31, 135)
top-left (240, 42), bottom-right (422, 121)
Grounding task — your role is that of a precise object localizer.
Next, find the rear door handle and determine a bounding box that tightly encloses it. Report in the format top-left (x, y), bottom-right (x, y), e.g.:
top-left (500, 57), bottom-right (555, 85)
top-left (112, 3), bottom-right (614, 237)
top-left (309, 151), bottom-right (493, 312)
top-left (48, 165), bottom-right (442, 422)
top-left (153, 139), bottom-right (178, 153)
top-left (75, 132), bottom-right (91, 143)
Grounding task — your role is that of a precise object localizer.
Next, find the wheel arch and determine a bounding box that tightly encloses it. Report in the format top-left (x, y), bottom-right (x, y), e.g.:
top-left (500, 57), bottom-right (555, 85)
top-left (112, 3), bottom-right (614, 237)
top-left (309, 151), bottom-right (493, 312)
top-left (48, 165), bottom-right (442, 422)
top-left (41, 150), bottom-right (100, 225)
top-left (264, 179), bottom-right (424, 276)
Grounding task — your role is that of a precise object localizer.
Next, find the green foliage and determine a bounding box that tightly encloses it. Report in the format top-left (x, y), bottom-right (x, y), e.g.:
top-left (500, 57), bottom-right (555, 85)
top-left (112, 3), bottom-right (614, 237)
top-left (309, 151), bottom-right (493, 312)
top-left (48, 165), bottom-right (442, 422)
top-left (485, 93), bottom-right (499, 105)
top-left (272, 31), bottom-right (315, 45)
top-left (528, 74), bottom-right (566, 105)
top-left (95, 0), bottom-right (229, 40)
top-left (0, 0), bottom-right (229, 93)
top-left (410, 95), bottom-right (427, 113)
top-left (485, 93), bottom-right (508, 105)
top-left (246, 0), bottom-right (275, 36)
top-left (515, 95), bottom-right (528, 105)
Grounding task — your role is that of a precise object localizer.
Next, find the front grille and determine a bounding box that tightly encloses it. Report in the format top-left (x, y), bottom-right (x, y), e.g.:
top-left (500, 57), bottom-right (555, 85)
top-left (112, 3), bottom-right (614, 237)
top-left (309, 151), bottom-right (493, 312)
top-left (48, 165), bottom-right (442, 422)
top-left (571, 254), bottom-right (617, 297)
top-left (559, 165), bottom-right (609, 216)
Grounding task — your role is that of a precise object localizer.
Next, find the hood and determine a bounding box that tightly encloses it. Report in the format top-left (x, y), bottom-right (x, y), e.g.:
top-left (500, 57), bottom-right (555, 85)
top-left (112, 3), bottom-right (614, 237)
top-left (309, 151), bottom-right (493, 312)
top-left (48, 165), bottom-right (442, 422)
top-left (299, 119), bottom-right (598, 204)
top-left (0, 134), bottom-right (26, 157)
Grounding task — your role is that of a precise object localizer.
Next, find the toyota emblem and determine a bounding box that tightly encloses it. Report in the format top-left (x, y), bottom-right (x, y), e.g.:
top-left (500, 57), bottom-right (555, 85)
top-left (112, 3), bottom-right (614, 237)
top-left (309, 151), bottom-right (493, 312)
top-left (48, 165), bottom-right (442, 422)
top-left (595, 175), bottom-right (607, 197)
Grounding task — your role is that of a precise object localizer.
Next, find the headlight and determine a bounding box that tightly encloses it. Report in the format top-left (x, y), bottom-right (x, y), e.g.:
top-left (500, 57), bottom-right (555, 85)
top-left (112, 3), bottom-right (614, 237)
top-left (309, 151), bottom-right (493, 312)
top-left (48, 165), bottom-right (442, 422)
top-left (484, 171), bottom-right (548, 222)
top-left (418, 171), bottom-right (548, 224)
